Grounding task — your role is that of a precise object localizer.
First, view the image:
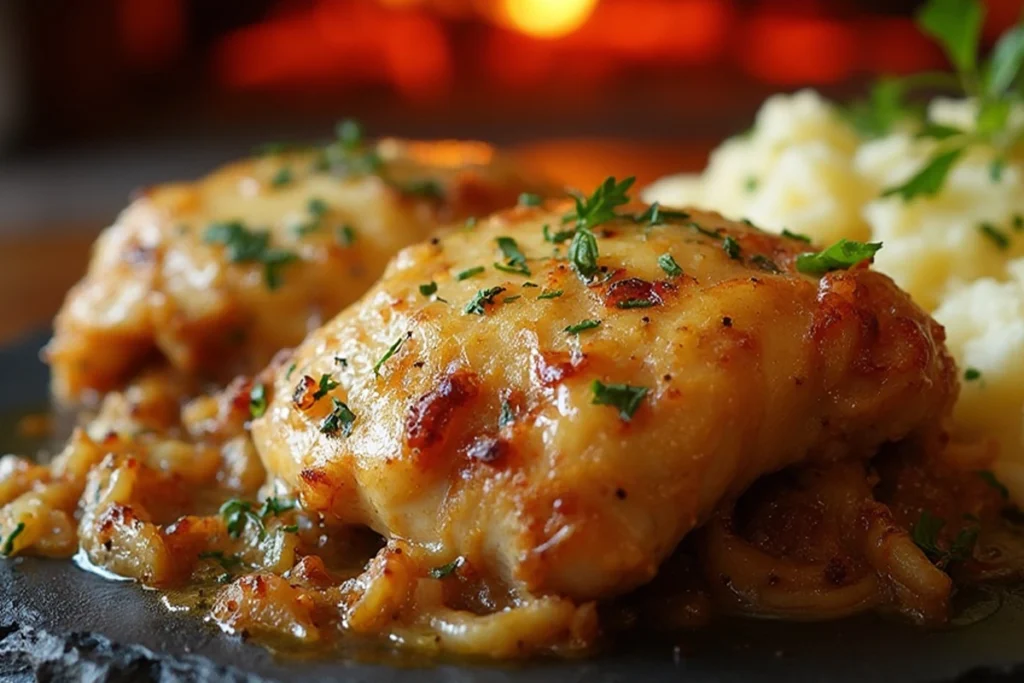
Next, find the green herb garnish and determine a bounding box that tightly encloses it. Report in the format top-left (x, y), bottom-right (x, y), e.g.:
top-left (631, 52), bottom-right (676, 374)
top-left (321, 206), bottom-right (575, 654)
top-left (634, 203), bottom-right (690, 226)
top-left (259, 496), bottom-right (297, 518)
top-left (464, 286), bottom-right (506, 315)
top-left (335, 224), bottom-right (357, 247)
top-left (976, 470), bottom-right (1009, 499)
top-left (964, 367), bottom-right (982, 381)
top-left (537, 289), bottom-right (563, 300)
top-left (199, 550), bottom-right (245, 570)
top-left (518, 193), bottom-right (543, 207)
top-left (313, 373), bottom-right (339, 401)
top-left (979, 222), bottom-right (1010, 249)
top-left (617, 298), bottom-right (655, 310)
top-left (270, 167), bottom-right (294, 187)
top-left (320, 397), bottom-right (356, 437)
top-left (565, 319), bottom-right (601, 334)
top-left (499, 400), bottom-right (515, 428)
top-left (882, 147), bottom-right (965, 201)
top-left (911, 510), bottom-right (978, 569)
top-left (565, 177), bottom-right (635, 280)
top-left (1, 522), bottom-right (25, 556)
top-left (543, 224), bottom-right (575, 243)
top-left (456, 266), bottom-right (486, 281)
top-left (658, 253), bottom-right (683, 277)
top-left (219, 500), bottom-right (265, 539)
top-left (203, 221), bottom-right (298, 290)
top-left (429, 557), bottom-right (464, 579)
top-left (782, 229), bottom-right (812, 243)
top-left (249, 382), bottom-right (268, 419)
top-left (374, 337), bottom-right (406, 376)
top-left (399, 179), bottom-right (445, 199)
top-left (419, 281), bottom-right (438, 297)
top-left (722, 236), bottom-right (741, 259)
top-left (796, 239), bottom-right (883, 275)
top-left (591, 380), bottom-right (648, 421)
top-left (751, 254), bottom-right (781, 273)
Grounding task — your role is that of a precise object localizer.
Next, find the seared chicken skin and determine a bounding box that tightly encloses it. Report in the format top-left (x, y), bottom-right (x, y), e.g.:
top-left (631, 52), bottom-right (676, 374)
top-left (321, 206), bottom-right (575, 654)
top-left (47, 136), bottom-right (548, 402)
top-left (253, 198), bottom-right (957, 602)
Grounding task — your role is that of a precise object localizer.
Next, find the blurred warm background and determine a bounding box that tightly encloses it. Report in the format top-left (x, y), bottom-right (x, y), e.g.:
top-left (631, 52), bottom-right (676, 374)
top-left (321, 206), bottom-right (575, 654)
top-left (0, 0), bottom-right (1021, 339)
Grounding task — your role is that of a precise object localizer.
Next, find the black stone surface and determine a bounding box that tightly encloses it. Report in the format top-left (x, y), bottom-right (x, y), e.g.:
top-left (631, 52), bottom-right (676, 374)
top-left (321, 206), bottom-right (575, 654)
top-left (4, 331), bottom-right (1024, 683)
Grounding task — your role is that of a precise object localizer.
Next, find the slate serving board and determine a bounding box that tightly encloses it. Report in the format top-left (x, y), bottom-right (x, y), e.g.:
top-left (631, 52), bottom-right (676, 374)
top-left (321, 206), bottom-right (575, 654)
top-left (2, 330), bottom-right (1024, 683)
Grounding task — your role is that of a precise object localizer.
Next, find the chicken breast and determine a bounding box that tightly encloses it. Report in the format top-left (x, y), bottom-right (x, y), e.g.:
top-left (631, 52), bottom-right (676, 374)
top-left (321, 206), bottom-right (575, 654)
top-left (47, 135), bottom-right (549, 403)
top-left (252, 193), bottom-right (956, 602)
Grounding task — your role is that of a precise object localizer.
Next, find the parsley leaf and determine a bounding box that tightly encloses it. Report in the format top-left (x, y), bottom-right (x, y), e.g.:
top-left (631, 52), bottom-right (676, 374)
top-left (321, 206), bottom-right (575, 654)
top-left (456, 266), bottom-right (486, 281)
top-left (1, 522), bottom-right (25, 556)
top-left (987, 26), bottom-right (1024, 95)
top-left (634, 202), bottom-right (690, 226)
top-left (496, 236), bottom-right (528, 266)
top-left (537, 289), bottom-right (563, 300)
top-left (979, 222), bottom-right (1010, 249)
top-left (270, 166), bottom-right (293, 187)
top-left (199, 550), bottom-right (245, 570)
top-left (568, 228), bottom-right (600, 280)
top-left (204, 221), bottom-right (298, 290)
top-left (335, 225), bottom-right (357, 247)
top-left (917, 0), bottom-right (983, 77)
top-left (591, 380), bottom-right (648, 421)
top-left (259, 496), bottom-right (297, 518)
top-left (429, 557), bottom-right (464, 579)
top-left (796, 239), bottom-right (882, 275)
top-left (249, 382), bottom-right (268, 419)
top-left (964, 367), bottom-right (982, 381)
top-left (976, 470), bottom-right (1009, 499)
top-left (219, 500), bottom-right (265, 539)
top-left (543, 224), bottom-right (575, 243)
top-left (617, 298), bottom-right (655, 310)
top-left (658, 253), bottom-right (683, 277)
top-left (313, 373), bottom-right (339, 401)
top-left (566, 176), bottom-right (635, 229)
top-left (498, 400), bottom-right (515, 428)
top-left (518, 193), bottom-right (543, 207)
top-left (565, 319), bottom-right (601, 334)
top-left (464, 286), bottom-right (506, 315)
top-left (911, 510), bottom-right (978, 569)
top-left (419, 281), bottom-right (438, 297)
top-left (782, 229), bottom-right (812, 243)
top-left (722, 236), bottom-right (741, 260)
top-left (398, 179), bottom-right (445, 199)
top-left (882, 147), bottom-right (965, 201)
top-left (320, 397), bottom-right (356, 437)
top-left (374, 337), bottom-right (406, 376)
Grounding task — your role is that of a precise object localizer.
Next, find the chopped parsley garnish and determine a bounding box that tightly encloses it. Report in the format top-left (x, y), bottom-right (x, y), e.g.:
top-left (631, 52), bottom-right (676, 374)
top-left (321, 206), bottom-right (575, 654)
top-left (744, 176), bottom-right (759, 193)
top-left (312, 373), bottom-right (339, 401)
top-left (419, 281), bottom-right (438, 297)
top-left (518, 192), bottom-right (543, 207)
top-left (634, 203), bottom-right (690, 226)
top-left (320, 397), bottom-right (356, 437)
top-left (464, 286), bottom-right (506, 315)
top-left (543, 224), bottom-right (575, 243)
top-left (499, 400), bottom-right (515, 428)
top-left (249, 382), bottom-right (268, 419)
top-left (865, 0), bottom-right (1024, 200)
top-left (796, 239), bottom-right (882, 275)
top-left (203, 221), bottom-right (298, 290)
top-left (751, 254), bottom-right (781, 273)
top-left (286, 363), bottom-right (297, 380)
top-left (270, 166), bottom-right (294, 187)
top-left (503, 295), bottom-right (521, 303)
top-left (911, 510), bottom-right (978, 570)
top-left (495, 262), bottom-right (531, 276)
top-left (722, 236), bottom-right (741, 260)
top-left (281, 524), bottom-right (299, 533)
top-left (428, 557), bottom-right (464, 579)
top-left (565, 319), bottom-right (601, 334)
top-left (307, 197), bottom-right (329, 217)
top-left (374, 337), bottom-right (406, 376)
top-left (537, 289), bottom-right (563, 300)
top-left (964, 367), bottom-right (982, 381)
top-left (259, 496), bottom-right (297, 518)
top-left (496, 236), bottom-right (528, 267)
top-left (658, 253), bottom-right (683, 277)
top-left (199, 550), bottom-right (245, 571)
top-left (456, 266), bottom-right (486, 281)
top-left (1014, 215), bottom-right (1024, 232)
top-left (617, 298), bottom-right (655, 310)
top-left (568, 228), bottom-right (600, 280)
top-left (565, 177), bottom-right (635, 280)
top-left (398, 179), bottom-right (445, 198)
top-left (976, 470), bottom-right (1009, 499)
top-left (979, 222), bottom-right (1010, 249)
top-left (334, 356), bottom-right (348, 367)
top-left (882, 147), bottom-right (965, 201)
top-left (318, 118), bottom-right (382, 177)
top-left (335, 225), bottom-right (357, 247)
top-left (687, 221), bottom-right (721, 240)
top-left (591, 380), bottom-right (648, 421)
top-left (782, 229), bottom-right (812, 243)
top-left (1, 522), bottom-right (25, 556)
top-left (219, 499), bottom-right (265, 539)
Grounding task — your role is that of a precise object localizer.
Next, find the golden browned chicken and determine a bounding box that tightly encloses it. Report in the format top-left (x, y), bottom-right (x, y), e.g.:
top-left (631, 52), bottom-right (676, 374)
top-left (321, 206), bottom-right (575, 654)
top-left (47, 130), bottom-right (550, 403)
top-left (252, 182), bottom-right (957, 603)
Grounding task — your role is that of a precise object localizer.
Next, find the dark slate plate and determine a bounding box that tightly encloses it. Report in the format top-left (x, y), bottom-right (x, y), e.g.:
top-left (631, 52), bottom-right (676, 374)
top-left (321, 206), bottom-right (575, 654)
top-left (3, 330), bottom-right (1024, 683)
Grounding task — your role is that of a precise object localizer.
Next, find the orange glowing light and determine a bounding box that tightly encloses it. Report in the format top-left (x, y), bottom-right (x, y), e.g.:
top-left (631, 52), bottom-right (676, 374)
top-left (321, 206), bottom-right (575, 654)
top-left (398, 140), bottom-right (497, 167)
top-left (502, 0), bottom-right (599, 38)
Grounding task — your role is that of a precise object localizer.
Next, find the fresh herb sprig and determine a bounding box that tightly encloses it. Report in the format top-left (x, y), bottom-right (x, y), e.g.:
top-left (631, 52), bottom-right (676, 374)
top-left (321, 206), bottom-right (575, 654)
top-left (565, 177), bottom-right (636, 280)
top-left (911, 510), bottom-right (979, 569)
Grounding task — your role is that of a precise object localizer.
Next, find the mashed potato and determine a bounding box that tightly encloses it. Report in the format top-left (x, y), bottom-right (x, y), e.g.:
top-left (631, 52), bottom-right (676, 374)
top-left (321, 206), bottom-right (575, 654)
top-left (644, 90), bottom-right (1024, 500)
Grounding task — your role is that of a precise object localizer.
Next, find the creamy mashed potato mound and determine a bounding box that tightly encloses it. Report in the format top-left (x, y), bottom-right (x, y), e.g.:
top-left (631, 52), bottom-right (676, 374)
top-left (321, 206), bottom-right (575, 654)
top-left (644, 90), bottom-right (1024, 500)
